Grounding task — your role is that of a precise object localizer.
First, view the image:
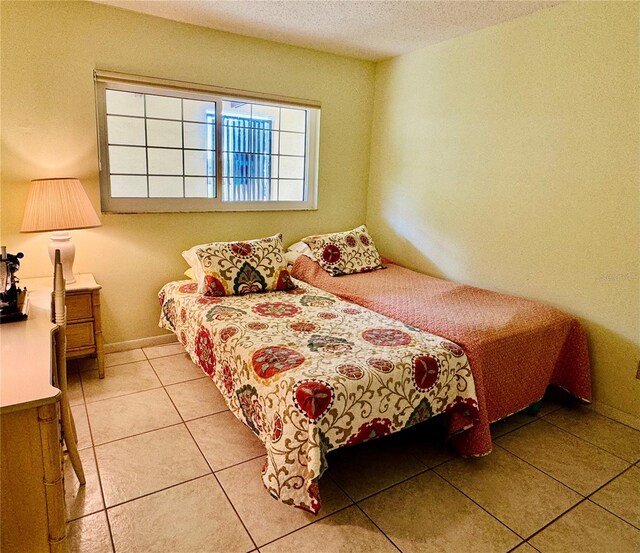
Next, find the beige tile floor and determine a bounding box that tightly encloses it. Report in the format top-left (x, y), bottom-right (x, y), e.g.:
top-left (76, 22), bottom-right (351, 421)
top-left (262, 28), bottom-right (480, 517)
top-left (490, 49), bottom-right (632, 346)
top-left (66, 344), bottom-right (640, 553)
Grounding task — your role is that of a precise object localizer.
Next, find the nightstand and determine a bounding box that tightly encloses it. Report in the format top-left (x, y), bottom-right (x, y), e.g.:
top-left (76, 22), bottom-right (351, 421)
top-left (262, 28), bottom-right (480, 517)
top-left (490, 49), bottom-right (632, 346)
top-left (21, 273), bottom-right (105, 379)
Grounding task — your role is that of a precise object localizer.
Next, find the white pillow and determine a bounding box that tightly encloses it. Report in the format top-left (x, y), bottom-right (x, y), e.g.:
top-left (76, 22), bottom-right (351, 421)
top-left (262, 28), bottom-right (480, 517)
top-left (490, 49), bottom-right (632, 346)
top-left (287, 240), bottom-right (316, 261)
top-left (182, 246), bottom-right (205, 284)
top-left (285, 250), bottom-right (301, 265)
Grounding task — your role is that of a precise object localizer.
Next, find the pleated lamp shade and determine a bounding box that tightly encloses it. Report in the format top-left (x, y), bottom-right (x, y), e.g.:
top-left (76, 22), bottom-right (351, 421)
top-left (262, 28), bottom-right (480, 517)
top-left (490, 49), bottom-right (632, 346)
top-left (21, 178), bottom-right (101, 284)
top-left (21, 178), bottom-right (101, 233)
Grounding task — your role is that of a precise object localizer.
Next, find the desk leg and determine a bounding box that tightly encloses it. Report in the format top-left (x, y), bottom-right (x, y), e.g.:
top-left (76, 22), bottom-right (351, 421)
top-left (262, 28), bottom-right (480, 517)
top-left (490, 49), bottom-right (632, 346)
top-left (38, 402), bottom-right (67, 553)
top-left (92, 290), bottom-right (105, 379)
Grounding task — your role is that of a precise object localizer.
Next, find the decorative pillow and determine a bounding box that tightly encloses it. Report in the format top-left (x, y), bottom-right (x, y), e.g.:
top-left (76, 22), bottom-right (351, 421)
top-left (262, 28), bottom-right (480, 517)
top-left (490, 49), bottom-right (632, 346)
top-left (189, 234), bottom-right (294, 296)
top-left (302, 225), bottom-right (384, 276)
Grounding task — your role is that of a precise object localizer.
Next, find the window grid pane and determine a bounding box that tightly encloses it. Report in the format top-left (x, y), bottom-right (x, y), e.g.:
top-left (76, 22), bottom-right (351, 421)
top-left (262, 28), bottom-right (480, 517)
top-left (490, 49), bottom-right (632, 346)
top-left (101, 81), bottom-right (316, 208)
top-left (106, 89), bottom-right (216, 199)
top-left (220, 103), bottom-right (307, 202)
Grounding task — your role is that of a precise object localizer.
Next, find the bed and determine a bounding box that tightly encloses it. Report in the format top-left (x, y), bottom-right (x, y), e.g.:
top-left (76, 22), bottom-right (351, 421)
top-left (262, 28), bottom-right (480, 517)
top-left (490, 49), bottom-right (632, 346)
top-left (290, 254), bottom-right (592, 456)
top-left (158, 277), bottom-right (480, 513)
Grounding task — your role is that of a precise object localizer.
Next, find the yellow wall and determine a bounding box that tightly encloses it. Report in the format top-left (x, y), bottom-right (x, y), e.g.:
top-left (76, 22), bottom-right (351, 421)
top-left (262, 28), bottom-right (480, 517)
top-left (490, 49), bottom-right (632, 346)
top-left (2, 2), bottom-right (638, 417)
top-left (367, 2), bottom-right (640, 417)
top-left (0, 1), bottom-right (375, 343)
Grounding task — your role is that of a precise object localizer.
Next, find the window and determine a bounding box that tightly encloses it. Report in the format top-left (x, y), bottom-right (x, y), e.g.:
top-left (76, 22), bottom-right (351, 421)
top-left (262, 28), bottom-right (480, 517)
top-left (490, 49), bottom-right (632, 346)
top-left (95, 71), bottom-right (320, 212)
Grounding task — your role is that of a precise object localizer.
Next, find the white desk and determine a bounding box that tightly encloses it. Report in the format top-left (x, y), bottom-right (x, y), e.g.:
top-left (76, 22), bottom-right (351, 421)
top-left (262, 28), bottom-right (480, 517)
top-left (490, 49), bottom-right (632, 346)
top-left (0, 288), bottom-right (60, 411)
top-left (0, 288), bottom-right (67, 552)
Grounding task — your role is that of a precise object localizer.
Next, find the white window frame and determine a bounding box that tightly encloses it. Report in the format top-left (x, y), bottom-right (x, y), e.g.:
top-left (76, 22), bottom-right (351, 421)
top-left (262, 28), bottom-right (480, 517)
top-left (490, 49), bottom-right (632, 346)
top-left (94, 70), bottom-right (320, 213)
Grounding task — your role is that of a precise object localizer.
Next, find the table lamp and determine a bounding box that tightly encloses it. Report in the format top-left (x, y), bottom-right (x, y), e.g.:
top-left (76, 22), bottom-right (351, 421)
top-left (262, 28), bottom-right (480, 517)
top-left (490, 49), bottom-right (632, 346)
top-left (20, 178), bottom-right (101, 284)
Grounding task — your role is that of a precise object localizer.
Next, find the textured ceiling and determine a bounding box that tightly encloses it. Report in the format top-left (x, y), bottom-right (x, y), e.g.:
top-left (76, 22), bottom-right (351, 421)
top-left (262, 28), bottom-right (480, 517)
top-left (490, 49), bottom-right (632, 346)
top-left (92, 0), bottom-right (561, 61)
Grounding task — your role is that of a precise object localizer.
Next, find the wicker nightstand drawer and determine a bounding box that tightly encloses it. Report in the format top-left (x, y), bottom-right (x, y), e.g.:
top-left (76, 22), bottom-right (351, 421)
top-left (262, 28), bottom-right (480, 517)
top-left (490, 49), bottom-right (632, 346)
top-left (67, 293), bottom-right (93, 321)
top-left (67, 322), bottom-right (95, 350)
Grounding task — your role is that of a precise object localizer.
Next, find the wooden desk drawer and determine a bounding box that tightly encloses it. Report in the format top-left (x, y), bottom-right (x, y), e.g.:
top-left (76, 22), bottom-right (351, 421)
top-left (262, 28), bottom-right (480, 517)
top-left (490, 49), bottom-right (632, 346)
top-left (67, 322), bottom-right (95, 350)
top-left (67, 293), bottom-right (93, 322)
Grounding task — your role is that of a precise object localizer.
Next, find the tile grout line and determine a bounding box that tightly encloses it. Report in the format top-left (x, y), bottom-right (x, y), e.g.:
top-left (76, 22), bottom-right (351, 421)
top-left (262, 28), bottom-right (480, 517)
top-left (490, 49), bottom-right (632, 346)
top-left (429, 470), bottom-right (526, 541)
top-left (493, 418), bottom-right (640, 529)
top-left (322, 471), bottom-right (402, 553)
top-left (105, 472), bottom-right (212, 511)
top-left (583, 463), bottom-right (640, 531)
top-left (353, 502), bottom-right (403, 553)
top-left (491, 442), bottom-right (622, 498)
top-left (505, 540), bottom-right (528, 553)
top-left (148, 344), bottom-right (312, 549)
top-left (523, 498), bottom-right (590, 545)
top-left (82, 382), bottom-right (164, 406)
top-left (83, 375), bottom-right (206, 406)
top-left (327, 454), bottom-right (520, 550)
top-left (75, 355), bottom-right (638, 550)
top-left (580, 406), bottom-right (640, 433)
top-left (74, 356), bottom-right (211, 550)
top-left (164, 377), bottom-right (260, 552)
top-left (338, 464), bottom-right (433, 504)
top-left (541, 414), bottom-right (638, 464)
top-left (92, 420), bottom-right (186, 448)
top-left (255, 502), bottom-right (356, 551)
top-left (582, 498), bottom-right (640, 533)
top-left (80, 351), bottom-right (333, 550)
top-left (77, 368), bottom-right (117, 553)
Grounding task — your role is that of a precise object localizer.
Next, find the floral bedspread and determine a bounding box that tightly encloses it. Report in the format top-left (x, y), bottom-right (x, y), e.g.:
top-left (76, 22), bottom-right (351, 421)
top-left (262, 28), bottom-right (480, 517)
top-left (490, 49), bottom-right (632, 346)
top-left (159, 278), bottom-right (479, 513)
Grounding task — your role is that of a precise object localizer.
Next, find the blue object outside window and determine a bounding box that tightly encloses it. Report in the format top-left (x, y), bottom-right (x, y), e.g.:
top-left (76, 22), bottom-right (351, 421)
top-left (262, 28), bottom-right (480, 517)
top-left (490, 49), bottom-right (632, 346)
top-left (207, 114), bottom-right (272, 201)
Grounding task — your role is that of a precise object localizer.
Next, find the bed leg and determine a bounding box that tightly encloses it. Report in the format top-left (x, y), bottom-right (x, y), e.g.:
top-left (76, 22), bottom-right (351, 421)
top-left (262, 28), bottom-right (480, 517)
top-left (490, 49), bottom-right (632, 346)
top-left (524, 400), bottom-right (543, 417)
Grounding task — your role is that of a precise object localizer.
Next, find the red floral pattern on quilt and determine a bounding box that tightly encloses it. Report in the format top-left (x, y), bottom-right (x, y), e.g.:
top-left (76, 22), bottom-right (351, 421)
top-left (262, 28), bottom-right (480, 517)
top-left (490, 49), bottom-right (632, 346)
top-left (158, 278), bottom-right (479, 513)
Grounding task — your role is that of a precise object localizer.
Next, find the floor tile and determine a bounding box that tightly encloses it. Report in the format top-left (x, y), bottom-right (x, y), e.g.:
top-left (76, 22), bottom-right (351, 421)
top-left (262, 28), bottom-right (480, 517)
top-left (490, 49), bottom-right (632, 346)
top-left (544, 407), bottom-right (640, 462)
top-left (86, 388), bottom-right (181, 445)
top-left (67, 511), bottom-right (113, 553)
top-left (490, 413), bottom-right (535, 439)
top-left (166, 377), bottom-right (228, 420)
top-left (217, 457), bottom-right (351, 546)
top-left (435, 447), bottom-right (580, 537)
top-left (529, 500), bottom-right (640, 553)
top-left (104, 348), bottom-right (146, 368)
top-left (591, 403), bottom-right (640, 431)
top-left (497, 419), bottom-right (629, 495)
top-left (590, 466), bottom-right (640, 529)
top-left (187, 411), bottom-right (265, 471)
top-left (108, 475), bottom-right (253, 553)
top-left (74, 356), bottom-right (101, 371)
top-left (149, 352), bottom-right (205, 386)
top-left (81, 360), bottom-right (161, 403)
top-left (65, 448), bottom-right (104, 521)
top-left (360, 471), bottom-right (520, 553)
top-left (96, 424), bottom-right (209, 507)
top-left (143, 342), bottom-right (185, 359)
top-left (71, 403), bottom-right (92, 450)
top-left (68, 367), bottom-right (84, 406)
top-left (260, 506), bottom-right (396, 553)
top-left (327, 436), bottom-right (425, 501)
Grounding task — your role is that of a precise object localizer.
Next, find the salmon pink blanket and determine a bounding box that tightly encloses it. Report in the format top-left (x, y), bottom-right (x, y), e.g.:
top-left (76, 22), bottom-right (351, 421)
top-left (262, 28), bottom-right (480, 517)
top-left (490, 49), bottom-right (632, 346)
top-left (292, 256), bottom-right (591, 455)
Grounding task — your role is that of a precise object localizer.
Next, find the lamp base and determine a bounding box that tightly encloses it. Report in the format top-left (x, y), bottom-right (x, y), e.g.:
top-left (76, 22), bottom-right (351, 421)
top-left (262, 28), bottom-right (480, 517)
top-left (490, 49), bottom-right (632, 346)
top-left (48, 232), bottom-right (76, 284)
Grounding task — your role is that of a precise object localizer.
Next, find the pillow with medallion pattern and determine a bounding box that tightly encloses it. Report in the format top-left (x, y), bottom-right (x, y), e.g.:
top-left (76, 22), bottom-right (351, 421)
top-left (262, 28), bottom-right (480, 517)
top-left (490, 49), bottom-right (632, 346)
top-left (187, 234), bottom-right (294, 296)
top-left (302, 225), bottom-right (384, 277)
